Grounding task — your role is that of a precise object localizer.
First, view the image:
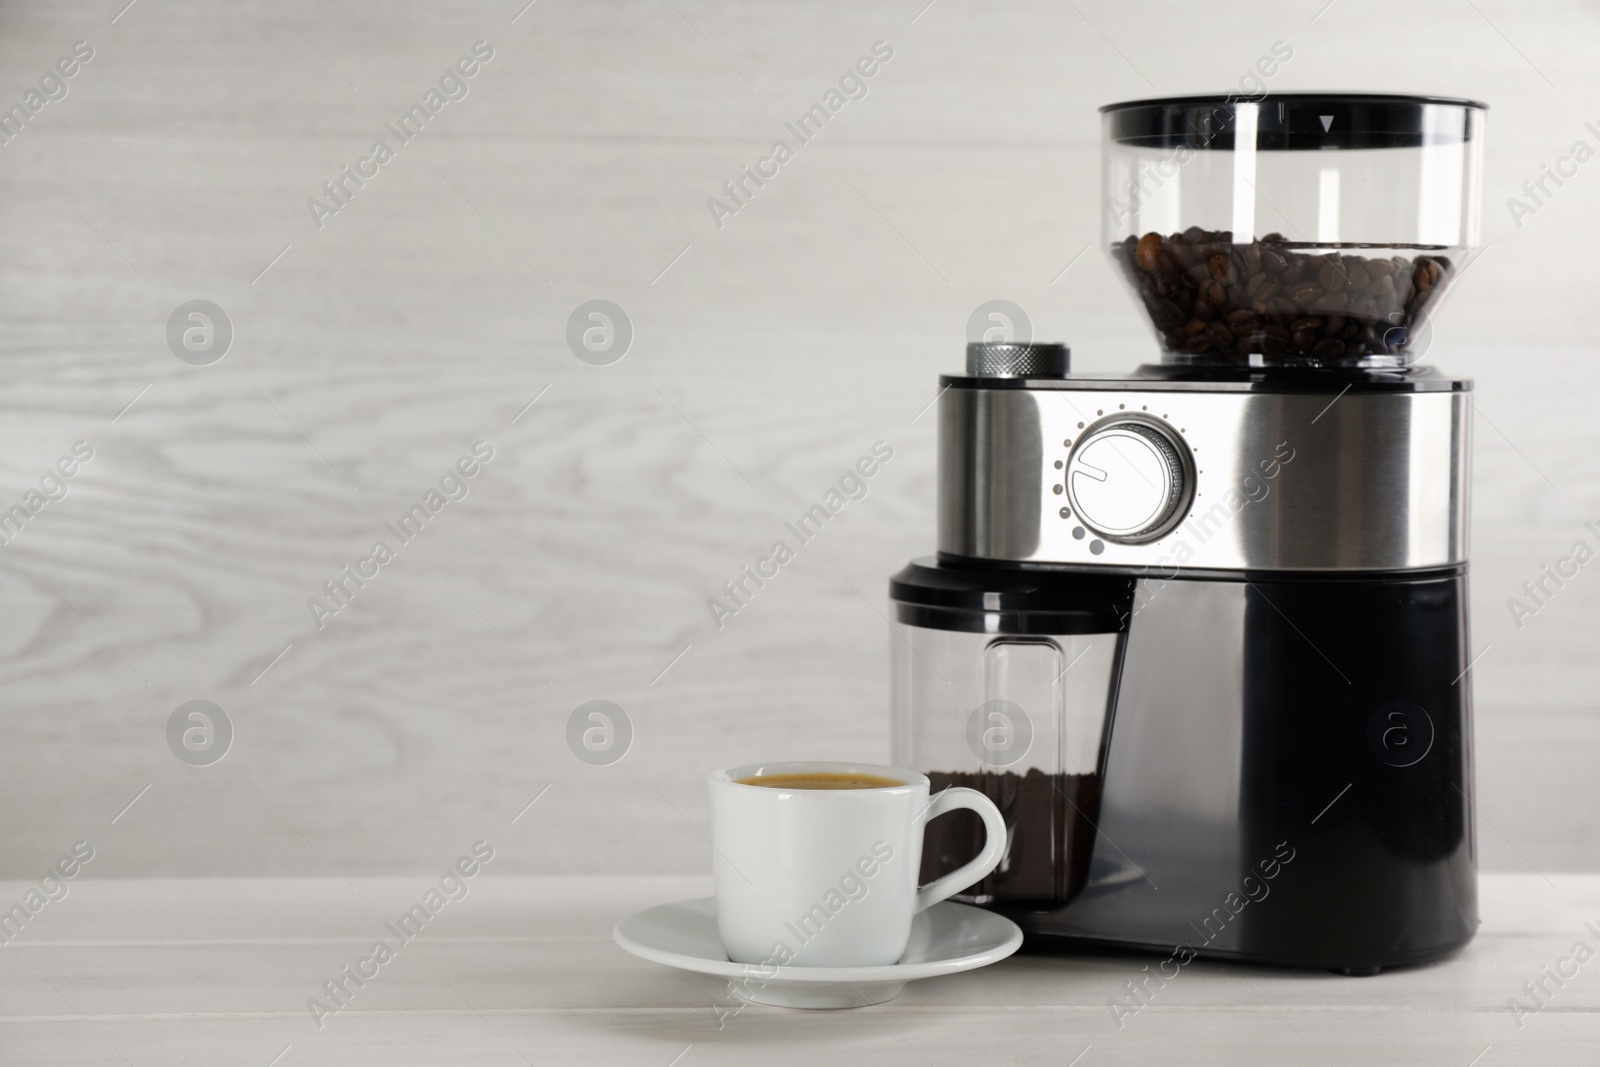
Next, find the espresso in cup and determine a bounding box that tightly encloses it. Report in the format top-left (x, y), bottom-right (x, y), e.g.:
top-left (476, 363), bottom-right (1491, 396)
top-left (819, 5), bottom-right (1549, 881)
top-left (709, 761), bottom-right (1005, 968)
top-left (736, 771), bottom-right (905, 790)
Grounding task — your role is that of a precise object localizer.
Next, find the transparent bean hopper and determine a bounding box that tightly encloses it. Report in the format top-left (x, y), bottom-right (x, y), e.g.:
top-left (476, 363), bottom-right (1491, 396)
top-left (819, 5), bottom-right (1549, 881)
top-left (1103, 93), bottom-right (1483, 367)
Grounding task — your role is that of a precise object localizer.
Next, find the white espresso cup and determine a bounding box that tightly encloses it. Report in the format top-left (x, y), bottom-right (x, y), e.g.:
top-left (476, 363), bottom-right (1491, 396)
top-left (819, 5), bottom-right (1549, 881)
top-left (708, 760), bottom-right (1007, 967)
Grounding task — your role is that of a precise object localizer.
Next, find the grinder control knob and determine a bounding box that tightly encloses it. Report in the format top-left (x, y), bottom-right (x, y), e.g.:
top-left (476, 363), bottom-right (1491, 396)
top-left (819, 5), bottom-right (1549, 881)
top-left (1064, 420), bottom-right (1189, 543)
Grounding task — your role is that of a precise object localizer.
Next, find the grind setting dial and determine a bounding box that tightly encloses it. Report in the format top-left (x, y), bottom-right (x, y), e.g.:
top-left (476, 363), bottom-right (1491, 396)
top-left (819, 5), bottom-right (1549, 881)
top-left (1064, 419), bottom-right (1190, 543)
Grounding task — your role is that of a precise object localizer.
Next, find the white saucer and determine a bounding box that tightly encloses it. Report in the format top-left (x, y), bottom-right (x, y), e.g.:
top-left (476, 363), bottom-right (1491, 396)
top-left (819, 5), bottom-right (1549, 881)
top-left (613, 897), bottom-right (1022, 1008)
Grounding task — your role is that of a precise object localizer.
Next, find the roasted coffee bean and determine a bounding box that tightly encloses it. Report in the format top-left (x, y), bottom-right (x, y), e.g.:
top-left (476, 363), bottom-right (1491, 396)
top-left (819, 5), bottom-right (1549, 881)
top-left (1239, 243), bottom-right (1262, 275)
top-left (1318, 261), bottom-right (1349, 292)
top-left (1112, 233), bottom-right (1453, 364)
top-left (1136, 232), bottom-right (1164, 271)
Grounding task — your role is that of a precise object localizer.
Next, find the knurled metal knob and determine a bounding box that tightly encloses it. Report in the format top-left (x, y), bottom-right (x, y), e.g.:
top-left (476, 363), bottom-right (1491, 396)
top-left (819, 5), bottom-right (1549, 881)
top-left (966, 342), bottom-right (1071, 378)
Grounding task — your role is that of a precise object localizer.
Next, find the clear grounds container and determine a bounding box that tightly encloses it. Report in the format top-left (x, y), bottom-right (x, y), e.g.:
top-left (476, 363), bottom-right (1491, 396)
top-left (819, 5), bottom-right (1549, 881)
top-left (1102, 94), bottom-right (1485, 368)
top-left (889, 561), bottom-right (1130, 908)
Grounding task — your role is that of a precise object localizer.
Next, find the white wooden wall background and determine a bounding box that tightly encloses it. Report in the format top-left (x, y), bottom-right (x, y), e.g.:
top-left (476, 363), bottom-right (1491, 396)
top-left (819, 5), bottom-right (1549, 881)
top-left (0, 0), bottom-right (1595, 879)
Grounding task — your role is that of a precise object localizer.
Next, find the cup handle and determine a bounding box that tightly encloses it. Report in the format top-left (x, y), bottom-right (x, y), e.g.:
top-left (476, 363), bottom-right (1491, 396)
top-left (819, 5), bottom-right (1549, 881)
top-left (914, 787), bottom-right (1007, 914)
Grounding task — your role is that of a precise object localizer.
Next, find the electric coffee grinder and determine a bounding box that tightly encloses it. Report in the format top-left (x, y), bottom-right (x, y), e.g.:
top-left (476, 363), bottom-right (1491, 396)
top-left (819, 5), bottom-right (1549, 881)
top-left (891, 94), bottom-right (1484, 972)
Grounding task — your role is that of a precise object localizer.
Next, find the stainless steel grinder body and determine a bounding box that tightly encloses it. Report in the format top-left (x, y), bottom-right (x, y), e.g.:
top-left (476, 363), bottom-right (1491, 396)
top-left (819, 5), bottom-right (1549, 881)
top-left (892, 361), bottom-right (1476, 971)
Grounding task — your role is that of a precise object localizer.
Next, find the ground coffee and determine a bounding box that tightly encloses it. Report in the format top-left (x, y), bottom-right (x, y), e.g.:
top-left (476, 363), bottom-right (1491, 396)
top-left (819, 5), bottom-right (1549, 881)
top-left (922, 769), bottom-right (1101, 906)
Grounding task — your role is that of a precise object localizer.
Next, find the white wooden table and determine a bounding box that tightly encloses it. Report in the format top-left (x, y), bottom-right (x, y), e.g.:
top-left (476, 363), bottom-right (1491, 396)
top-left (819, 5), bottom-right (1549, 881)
top-left (3, 874), bottom-right (1596, 1064)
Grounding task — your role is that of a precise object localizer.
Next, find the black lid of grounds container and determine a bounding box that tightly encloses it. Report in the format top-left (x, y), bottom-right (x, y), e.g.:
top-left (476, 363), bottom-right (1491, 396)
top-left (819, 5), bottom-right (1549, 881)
top-left (890, 557), bottom-right (1132, 635)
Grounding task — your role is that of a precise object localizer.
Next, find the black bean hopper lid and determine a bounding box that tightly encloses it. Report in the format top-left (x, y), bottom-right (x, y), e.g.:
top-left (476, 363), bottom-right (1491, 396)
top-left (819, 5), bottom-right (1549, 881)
top-left (1102, 93), bottom-right (1487, 151)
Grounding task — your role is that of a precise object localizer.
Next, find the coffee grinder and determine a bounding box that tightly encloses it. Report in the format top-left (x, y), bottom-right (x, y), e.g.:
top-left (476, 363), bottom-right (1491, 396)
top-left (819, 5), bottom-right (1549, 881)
top-left (890, 94), bottom-right (1484, 971)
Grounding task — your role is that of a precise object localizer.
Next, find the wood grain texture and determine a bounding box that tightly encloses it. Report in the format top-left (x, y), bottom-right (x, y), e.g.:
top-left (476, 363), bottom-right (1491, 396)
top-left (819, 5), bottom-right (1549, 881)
top-left (0, 0), bottom-right (1595, 877)
top-left (0, 875), bottom-right (1596, 1063)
